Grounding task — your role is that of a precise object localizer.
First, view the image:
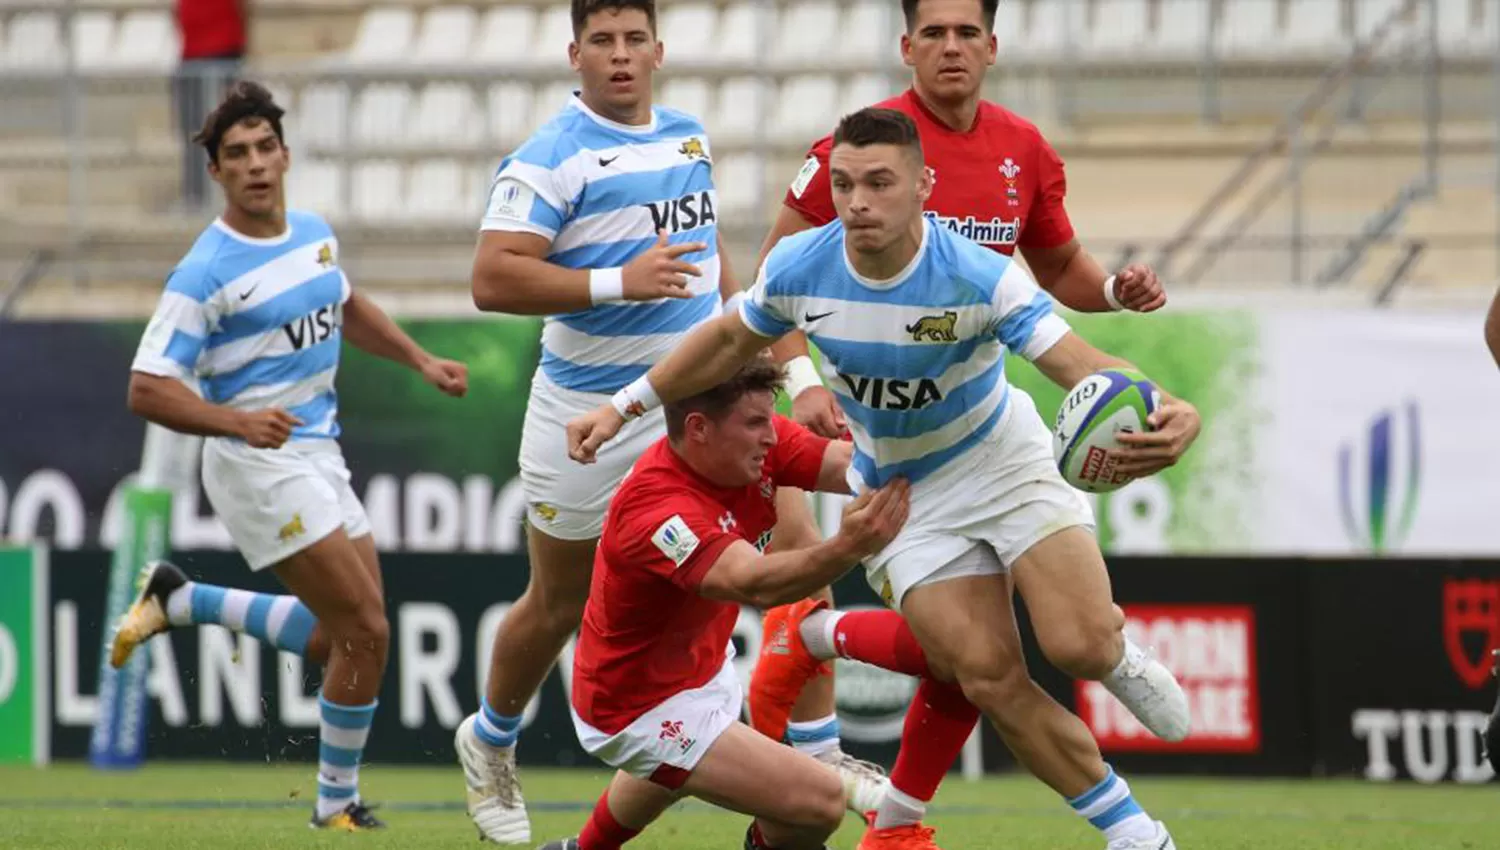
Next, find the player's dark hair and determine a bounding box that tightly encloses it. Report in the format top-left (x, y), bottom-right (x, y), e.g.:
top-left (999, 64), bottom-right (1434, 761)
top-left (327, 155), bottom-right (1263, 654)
top-left (572, 0), bottom-right (656, 38)
top-left (194, 80), bottom-right (286, 164)
top-left (665, 358), bottom-right (786, 441)
top-left (833, 108), bottom-right (924, 158)
top-left (901, 0), bottom-right (999, 32)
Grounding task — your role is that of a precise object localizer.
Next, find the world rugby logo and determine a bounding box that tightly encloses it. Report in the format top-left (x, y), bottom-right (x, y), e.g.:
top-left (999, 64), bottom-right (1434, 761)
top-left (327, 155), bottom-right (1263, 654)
top-left (1338, 401), bottom-right (1421, 553)
top-left (833, 604), bottom-right (918, 742)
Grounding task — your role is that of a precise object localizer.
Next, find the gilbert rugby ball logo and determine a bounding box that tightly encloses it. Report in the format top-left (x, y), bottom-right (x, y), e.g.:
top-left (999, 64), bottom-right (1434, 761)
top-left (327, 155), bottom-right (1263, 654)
top-left (1338, 401), bottom-right (1420, 553)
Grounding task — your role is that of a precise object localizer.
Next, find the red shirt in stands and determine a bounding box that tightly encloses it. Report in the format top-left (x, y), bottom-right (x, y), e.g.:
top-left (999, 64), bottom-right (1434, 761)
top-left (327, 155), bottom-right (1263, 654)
top-left (176, 0), bottom-right (247, 60)
top-left (784, 88), bottom-right (1074, 255)
top-left (572, 416), bottom-right (830, 735)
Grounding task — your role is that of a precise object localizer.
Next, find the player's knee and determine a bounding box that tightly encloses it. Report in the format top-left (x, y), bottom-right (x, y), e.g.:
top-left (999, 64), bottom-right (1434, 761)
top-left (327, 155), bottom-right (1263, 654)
top-left (955, 666), bottom-right (1031, 734)
top-left (790, 771), bottom-right (846, 834)
top-left (1039, 618), bottom-right (1123, 681)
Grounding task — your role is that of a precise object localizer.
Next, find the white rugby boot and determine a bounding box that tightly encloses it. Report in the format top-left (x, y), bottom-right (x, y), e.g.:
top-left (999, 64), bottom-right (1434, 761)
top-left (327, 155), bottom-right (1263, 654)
top-left (1106, 820), bottom-right (1175, 850)
top-left (1101, 640), bottom-right (1192, 742)
top-left (455, 714), bottom-right (531, 843)
top-left (815, 748), bottom-right (891, 816)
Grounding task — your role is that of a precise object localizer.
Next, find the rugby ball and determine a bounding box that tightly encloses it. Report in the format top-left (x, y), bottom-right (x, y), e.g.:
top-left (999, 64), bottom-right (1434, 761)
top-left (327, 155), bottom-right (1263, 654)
top-left (1052, 369), bottom-right (1161, 493)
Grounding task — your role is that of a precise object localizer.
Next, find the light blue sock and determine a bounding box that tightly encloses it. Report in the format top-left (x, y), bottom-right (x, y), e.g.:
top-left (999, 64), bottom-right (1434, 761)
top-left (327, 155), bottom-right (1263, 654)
top-left (317, 695), bottom-right (377, 820)
top-left (474, 695), bottom-right (522, 748)
top-left (1067, 765), bottom-right (1157, 844)
top-left (166, 581), bottom-right (317, 655)
top-left (786, 713), bottom-right (841, 757)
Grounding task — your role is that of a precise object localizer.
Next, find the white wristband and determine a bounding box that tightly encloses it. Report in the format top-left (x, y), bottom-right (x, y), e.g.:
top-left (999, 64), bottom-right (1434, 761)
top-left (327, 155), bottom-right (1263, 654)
top-left (610, 375), bottom-right (661, 421)
top-left (1102, 274), bottom-right (1124, 312)
top-left (589, 267), bottom-right (625, 305)
top-left (783, 355), bottom-right (824, 399)
top-left (722, 290), bottom-right (746, 315)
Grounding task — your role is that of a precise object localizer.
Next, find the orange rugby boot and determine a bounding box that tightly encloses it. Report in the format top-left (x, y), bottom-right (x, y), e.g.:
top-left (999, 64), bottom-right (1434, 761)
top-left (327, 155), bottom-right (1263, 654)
top-left (748, 598), bottom-right (831, 741)
top-left (856, 820), bottom-right (944, 850)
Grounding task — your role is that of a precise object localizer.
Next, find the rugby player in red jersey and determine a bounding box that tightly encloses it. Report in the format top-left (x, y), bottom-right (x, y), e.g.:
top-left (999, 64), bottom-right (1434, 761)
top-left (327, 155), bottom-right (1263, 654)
top-left (539, 359), bottom-right (910, 850)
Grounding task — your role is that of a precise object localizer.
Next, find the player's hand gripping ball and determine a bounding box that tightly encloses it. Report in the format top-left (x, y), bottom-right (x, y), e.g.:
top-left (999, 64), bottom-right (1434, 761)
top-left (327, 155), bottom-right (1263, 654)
top-left (1052, 369), bottom-right (1161, 493)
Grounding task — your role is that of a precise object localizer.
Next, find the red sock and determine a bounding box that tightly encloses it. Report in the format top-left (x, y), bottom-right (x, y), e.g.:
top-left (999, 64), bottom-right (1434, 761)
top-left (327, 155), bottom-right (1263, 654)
top-left (890, 678), bottom-right (980, 802)
top-left (578, 789), bottom-right (640, 850)
top-left (832, 611), bottom-right (932, 677)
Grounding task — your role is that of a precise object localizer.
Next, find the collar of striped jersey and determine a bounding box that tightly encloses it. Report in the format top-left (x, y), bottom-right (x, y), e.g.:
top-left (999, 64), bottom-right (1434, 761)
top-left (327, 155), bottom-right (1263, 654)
top-left (213, 217), bottom-right (293, 246)
top-left (568, 92), bottom-right (659, 135)
top-left (842, 216), bottom-right (931, 291)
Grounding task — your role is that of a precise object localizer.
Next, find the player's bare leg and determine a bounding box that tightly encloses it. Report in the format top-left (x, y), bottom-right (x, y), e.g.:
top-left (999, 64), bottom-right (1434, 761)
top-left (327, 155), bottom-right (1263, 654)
top-left (458, 523), bottom-right (596, 843)
top-left (756, 487), bottom-right (890, 814)
top-left (685, 723), bottom-right (846, 850)
top-left (902, 564), bottom-right (1173, 849)
top-left (1012, 527), bottom-right (1189, 741)
top-left (273, 530), bottom-right (390, 831)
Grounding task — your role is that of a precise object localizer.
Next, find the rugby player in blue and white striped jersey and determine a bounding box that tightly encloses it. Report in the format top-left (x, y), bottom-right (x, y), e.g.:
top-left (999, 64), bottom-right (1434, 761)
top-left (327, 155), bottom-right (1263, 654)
top-left (110, 81), bottom-right (469, 832)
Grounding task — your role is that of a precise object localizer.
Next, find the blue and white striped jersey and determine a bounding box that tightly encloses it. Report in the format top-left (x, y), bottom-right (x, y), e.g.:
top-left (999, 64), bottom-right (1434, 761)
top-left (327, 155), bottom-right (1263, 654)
top-left (741, 218), bottom-right (1070, 489)
top-left (131, 211), bottom-right (351, 441)
top-left (481, 93), bottom-right (722, 394)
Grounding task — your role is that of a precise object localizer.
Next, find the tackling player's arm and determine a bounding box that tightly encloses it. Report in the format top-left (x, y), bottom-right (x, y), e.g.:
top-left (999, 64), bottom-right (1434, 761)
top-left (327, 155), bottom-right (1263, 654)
top-left (696, 480), bottom-right (908, 609)
top-left (343, 290), bottom-right (468, 397)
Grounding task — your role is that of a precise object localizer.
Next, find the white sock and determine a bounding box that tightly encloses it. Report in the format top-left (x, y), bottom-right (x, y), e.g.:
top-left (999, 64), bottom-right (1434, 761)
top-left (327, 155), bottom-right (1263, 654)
top-left (785, 713), bottom-right (841, 758)
top-left (799, 610), bottom-right (843, 661)
top-left (165, 582), bottom-right (194, 626)
top-left (873, 785), bottom-right (926, 829)
top-left (1104, 636), bottom-right (1149, 683)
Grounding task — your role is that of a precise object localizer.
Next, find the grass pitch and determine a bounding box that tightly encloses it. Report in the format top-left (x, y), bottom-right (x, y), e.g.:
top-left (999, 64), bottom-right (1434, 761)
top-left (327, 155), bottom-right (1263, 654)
top-left (0, 762), bottom-right (1494, 849)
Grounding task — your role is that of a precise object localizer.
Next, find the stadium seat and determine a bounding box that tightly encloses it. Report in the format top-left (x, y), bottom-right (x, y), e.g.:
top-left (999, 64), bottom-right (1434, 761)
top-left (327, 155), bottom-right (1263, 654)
top-left (1281, 0), bottom-right (1350, 56)
top-left (659, 3), bottom-right (718, 65)
top-left (712, 77), bottom-right (767, 142)
top-left (530, 5), bottom-right (573, 66)
top-left (1153, 0), bottom-right (1212, 58)
top-left (112, 11), bottom-right (176, 70)
top-left (410, 83), bottom-right (483, 149)
top-left (6, 13), bottom-right (64, 70)
top-left (347, 7), bottom-right (415, 64)
top-left (412, 6), bottom-right (476, 64)
top-left (352, 85), bottom-right (413, 149)
top-left (69, 11), bottom-right (115, 70)
top-left (352, 160), bottom-right (405, 222)
top-left (487, 82), bottom-right (535, 147)
top-left (841, 73), bottom-right (892, 117)
top-left (1086, 0), bottom-right (1151, 56)
top-left (1217, 0), bottom-right (1281, 58)
top-left (296, 83), bottom-right (349, 150)
top-left (661, 77), bottom-right (714, 125)
top-left (1436, 0), bottom-right (1482, 56)
top-left (1354, 0), bottom-right (1405, 43)
top-left (772, 76), bottom-right (840, 142)
top-left (712, 154), bottom-right (759, 219)
top-left (1020, 0), bottom-right (1072, 59)
top-left (473, 6), bottom-right (535, 65)
top-left (407, 159), bottom-right (470, 222)
top-left (715, 3), bottom-right (766, 64)
top-left (770, 2), bottom-right (840, 69)
top-left (838, 1), bottom-right (896, 64)
top-left (286, 158), bottom-right (344, 218)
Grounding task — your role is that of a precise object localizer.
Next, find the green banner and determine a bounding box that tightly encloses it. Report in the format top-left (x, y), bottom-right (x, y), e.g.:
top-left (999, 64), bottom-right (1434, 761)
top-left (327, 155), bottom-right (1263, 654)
top-left (0, 545), bottom-right (46, 765)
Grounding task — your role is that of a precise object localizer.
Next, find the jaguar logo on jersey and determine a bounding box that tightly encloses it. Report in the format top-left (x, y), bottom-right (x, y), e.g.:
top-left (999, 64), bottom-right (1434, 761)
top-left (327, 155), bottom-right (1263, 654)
top-left (1078, 605), bottom-right (1261, 753)
top-left (679, 138), bottom-right (707, 160)
top-left (647, 191), bottom-right (716, 235)
top-left (1443, 578), bottom-right (1500, 690)
top-left (924, 211), bottom-right (1020, 248)
top-left (282, 304), bottom-right (341, 351)
top-left (837, 375), bottom-right (943, 412)
top-left (316, 243), bottom-right (335, 268)
top-left (277, 514), bottom-right (305, 542)
top-left (1338, 401), bottom-right (1421, 554)
top-left (906, 311), bottom-right (959, 342)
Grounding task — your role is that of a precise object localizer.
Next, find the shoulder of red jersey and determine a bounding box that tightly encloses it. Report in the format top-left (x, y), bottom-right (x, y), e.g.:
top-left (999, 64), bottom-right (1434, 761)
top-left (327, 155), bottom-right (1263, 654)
top-left (978, 100), bottom-right (1051, 144)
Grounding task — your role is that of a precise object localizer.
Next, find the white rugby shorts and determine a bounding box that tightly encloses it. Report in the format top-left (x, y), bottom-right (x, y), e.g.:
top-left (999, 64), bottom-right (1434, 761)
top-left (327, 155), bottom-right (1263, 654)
top-left (519, 371), bottom-right (667, 541)
top-left (863, 386), bottom-right (1096, 610)
top-left (571, 654), bottom-right (742, 788)
top-left (202, 437), bottom-right (371, 571)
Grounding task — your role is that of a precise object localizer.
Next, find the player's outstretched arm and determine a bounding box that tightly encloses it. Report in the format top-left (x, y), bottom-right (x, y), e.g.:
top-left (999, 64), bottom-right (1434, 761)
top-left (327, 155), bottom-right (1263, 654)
top-left (1032, 333), bottom-right (1201, 477)
top-left (127, 372), bottom-right (298, 449)
top-left (697, 479), bottom-right (909, 609)
top-left (813, 440), bottom-right (854, 495)
top-left (472, 230), bottom-right (704, 316)
top-left (343, 291), bottom-right (468, 397)
top-left (1022, 241), bottom-right (1167, 315)
top-left (567, 311), bottom-right (778, 463)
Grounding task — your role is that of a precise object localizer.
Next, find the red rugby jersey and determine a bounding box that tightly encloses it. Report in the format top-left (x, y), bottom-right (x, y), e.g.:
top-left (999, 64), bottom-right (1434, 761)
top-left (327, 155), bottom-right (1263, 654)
top-left (784, 88), bottom-right (1075, 254)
